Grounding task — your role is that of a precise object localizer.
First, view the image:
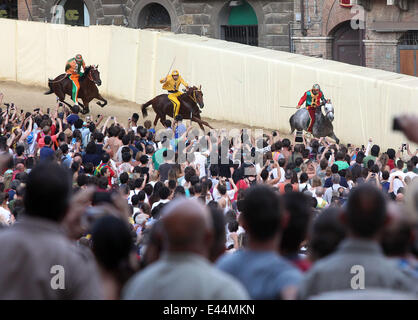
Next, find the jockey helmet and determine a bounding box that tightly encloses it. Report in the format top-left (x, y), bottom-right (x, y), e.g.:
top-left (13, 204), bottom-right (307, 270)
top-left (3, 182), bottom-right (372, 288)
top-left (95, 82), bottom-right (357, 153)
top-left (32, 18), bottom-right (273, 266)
top-left (75, 54), bottom-right (83, 62)
top-left (172, 70), bottom-right (179, 76)
top-left (312, 84), bottom-right (320, 90)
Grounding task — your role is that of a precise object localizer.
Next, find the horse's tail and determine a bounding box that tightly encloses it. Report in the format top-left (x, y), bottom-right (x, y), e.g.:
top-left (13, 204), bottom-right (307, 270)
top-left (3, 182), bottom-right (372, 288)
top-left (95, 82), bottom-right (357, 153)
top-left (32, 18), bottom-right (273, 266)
top-left (289, 114), bottom-right (295, 134)
top-left (141, 98), bottom-right (153, 118)
top-left (44, 79), bottom-right (54, 95)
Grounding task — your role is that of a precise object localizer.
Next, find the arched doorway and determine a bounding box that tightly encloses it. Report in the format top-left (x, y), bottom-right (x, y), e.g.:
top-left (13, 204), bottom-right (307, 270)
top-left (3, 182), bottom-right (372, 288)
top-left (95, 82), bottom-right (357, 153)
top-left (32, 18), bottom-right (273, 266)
top-left (138, 3), bottom-right (171, 31)
top-left (0, 0), bottom-right (17, 19)
top-left (331, 21), bottom-right (364, 66)
top-left (398, 31), bottom-right (418, 77)
top-left (53, 0), bottom-right (90, 26)
top-left (219, 0), bottom-right (258, 46)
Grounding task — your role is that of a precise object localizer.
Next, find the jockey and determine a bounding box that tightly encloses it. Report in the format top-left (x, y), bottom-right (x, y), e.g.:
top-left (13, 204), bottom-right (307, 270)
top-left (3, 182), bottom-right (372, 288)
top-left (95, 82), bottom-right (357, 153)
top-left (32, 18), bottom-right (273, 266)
top-left (65, 54), bottom-right (86, 106)
top-left (160, 70), bottom-right (189, 118)
top-left (297, 84), bottom-right (327, 133)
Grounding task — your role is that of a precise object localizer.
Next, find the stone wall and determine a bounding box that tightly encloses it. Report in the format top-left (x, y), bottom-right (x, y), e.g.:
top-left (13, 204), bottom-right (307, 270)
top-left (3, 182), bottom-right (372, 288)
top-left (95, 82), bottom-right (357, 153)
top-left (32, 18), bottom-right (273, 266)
top-left (292, 36), bottom-right (333, 58)
top-left (22, 0), bottom-right (418, 74)
top-left (18, 0), bottom-right (32, 20)
top-left (262, 1), bottom-right (293, 51)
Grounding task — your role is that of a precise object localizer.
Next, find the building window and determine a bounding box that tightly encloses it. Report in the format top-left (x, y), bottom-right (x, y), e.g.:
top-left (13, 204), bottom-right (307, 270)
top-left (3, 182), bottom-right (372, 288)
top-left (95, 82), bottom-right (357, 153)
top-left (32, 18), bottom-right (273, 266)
top-left (398, 31), bottom-right (418, 77)
top-left (138, 3), bottom-right (171, 31)
top-left (219, 0), bottom-right (258, 46)
top-left (399, 31), bottom-right (418, 46)
top-left (52, 0), bottom-right (90, 26)
top-left (0, 0), bottom-right (17, 19)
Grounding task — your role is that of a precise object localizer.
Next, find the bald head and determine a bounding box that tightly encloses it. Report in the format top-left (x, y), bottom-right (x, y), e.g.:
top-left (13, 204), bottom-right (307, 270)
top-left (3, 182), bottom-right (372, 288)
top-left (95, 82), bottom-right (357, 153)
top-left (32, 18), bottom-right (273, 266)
top-left (161, 198), bottom-right (213, 256)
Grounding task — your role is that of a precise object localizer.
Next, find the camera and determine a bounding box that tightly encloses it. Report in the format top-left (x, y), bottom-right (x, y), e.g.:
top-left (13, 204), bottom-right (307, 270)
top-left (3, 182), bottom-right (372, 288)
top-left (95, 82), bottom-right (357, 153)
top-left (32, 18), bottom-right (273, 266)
top-left (401, 143), bottom-right (407, 152)
top-left (393, 117), bottom-right (402, 131)
top-left (92, 191), bottom-right (114, 206)
top-left (295, 130), bottom-right (303, 143)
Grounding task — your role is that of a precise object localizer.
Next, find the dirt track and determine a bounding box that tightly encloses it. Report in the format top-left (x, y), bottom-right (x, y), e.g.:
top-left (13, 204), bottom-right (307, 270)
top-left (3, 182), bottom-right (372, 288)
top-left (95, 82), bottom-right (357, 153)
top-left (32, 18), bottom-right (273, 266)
top-left (0, 80), bottom-right (293, 139)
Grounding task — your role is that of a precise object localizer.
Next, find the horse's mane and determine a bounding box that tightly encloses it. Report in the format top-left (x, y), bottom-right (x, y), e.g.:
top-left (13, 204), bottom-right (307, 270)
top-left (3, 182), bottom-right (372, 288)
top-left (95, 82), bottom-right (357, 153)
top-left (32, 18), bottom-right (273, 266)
top-left (179, 86), bottom-right (200, 111)
top-left (79, 65), bottom-right (92, 81)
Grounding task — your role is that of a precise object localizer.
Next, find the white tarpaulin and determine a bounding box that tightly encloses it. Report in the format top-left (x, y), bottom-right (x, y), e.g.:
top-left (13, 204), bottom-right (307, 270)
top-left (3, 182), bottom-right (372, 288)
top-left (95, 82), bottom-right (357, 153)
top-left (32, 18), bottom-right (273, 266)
top-left (0, 19), bottom-right (17, 81)
top-left (0, 19), bottom-right (417, 150)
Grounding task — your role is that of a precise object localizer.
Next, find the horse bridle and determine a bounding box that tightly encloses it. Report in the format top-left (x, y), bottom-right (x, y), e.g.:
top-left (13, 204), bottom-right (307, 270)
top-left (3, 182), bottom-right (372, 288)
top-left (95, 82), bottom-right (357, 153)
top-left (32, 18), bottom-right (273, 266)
top-left (188, 88), bottom-right (201, 106)
top-left (87, 66), bottom-right (95, 82)
top-left (324, 105), bottom-right (333, 117)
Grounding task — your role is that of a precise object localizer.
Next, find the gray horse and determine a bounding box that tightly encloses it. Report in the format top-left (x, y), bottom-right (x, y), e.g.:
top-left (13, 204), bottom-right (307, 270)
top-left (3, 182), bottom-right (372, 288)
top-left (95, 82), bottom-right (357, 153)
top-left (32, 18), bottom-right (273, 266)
top-left (289, 102), bottom-right (339, 144)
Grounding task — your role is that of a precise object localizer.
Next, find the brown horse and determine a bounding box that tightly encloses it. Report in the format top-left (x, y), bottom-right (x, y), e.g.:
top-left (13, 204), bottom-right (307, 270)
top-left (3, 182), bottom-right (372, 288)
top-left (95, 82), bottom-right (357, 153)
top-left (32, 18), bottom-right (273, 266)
top-left (44, 65), bottom-right (107, 114)
top-left (141, 86), bottom-right (213, 130)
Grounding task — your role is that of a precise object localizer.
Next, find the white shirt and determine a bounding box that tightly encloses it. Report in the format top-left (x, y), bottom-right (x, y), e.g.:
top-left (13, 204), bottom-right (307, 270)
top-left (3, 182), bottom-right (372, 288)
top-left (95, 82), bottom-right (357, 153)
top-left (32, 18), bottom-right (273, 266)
top-left (278, 167), bottom-right (286, 183)
top-left (299, 183), bottom-right (312, 192)
top-left (128, 188), bottom-right (142, 204)
top-left (193, 152), bottom-right (207, 178)
top-left (405, 171), bottom-right (417, 180)
top-left (212, 188), bottom-right (235, 202)
top-left (389, 170), bottom-right (406, 183)
top-left (0, 207), bottom-right (11, 225)
top-left (151, 198), bottom-right (170, 210)
top-left (324, 184), bottom-right (343, 204)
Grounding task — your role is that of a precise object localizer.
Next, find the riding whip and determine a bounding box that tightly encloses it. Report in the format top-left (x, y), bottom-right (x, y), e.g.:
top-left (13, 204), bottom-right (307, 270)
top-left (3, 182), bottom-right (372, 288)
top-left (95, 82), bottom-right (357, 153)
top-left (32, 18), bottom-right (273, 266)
top-left (279, 106), bottom-right (297, 109)
top-left (166, 57), bottom-right (176, 78)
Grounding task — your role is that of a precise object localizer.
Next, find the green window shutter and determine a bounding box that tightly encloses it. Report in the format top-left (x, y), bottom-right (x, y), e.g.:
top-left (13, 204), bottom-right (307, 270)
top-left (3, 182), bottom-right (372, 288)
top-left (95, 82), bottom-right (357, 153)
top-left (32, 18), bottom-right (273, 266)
top-left (228, 2), bottom-right (258, 26)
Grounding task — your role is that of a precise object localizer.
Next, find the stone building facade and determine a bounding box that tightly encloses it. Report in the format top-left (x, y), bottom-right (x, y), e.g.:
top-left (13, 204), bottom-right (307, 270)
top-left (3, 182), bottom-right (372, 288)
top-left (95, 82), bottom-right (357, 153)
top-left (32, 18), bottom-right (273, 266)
top-left (9, 0), bottom-right (418, 75)
top-left (291, 0), bottom-right (418, 74)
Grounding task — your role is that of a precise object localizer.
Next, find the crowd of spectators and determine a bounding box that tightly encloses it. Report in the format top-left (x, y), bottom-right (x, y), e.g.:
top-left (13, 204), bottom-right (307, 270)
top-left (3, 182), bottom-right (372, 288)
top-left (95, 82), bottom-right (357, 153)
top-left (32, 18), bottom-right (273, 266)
top-left (0, 92), bottom-right (417, 300)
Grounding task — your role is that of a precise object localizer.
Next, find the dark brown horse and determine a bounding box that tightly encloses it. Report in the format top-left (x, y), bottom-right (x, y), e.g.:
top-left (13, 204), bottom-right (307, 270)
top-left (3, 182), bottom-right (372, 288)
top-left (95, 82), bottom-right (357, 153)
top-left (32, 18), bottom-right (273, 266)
top-left (44, 65), bottom-right (107, 114)
top-left (141, 86), bottom-right (213, 130)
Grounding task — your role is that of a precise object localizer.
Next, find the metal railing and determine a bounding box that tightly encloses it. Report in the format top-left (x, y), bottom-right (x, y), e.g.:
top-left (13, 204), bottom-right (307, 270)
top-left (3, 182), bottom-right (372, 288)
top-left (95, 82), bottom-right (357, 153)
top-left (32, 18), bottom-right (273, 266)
top-left (221, 25), bottom-right (258, 46)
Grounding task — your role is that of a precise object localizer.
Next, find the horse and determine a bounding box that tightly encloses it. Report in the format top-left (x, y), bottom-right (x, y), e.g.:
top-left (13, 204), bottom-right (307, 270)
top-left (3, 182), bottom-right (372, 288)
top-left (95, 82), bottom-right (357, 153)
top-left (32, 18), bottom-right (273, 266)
top-left (141, 86), bottom-right (213, 130)
top-left (289, 101), bottom-right (340, 144)
top-left (44, 65), bottom-right (107, 114)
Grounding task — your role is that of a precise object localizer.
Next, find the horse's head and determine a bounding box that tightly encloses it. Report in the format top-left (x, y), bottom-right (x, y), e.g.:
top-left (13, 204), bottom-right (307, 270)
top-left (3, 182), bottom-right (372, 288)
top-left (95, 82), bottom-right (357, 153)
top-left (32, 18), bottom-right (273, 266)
top-left (186, 85), bottom-right (204, 110)
top-left (324, 100), bottom-right (334, 122)
top-left (87, 65), bottom-right (102, 86)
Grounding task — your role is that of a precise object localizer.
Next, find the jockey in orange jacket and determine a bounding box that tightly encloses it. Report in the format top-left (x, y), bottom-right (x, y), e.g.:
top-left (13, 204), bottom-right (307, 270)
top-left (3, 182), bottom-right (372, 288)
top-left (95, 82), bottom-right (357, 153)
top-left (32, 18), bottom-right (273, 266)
top-left (297, 84), bottom-right (327, 133)
top-left (65, 54), bottom-right (86, 106)
top-left (160, 70), bottom-right (189, 118)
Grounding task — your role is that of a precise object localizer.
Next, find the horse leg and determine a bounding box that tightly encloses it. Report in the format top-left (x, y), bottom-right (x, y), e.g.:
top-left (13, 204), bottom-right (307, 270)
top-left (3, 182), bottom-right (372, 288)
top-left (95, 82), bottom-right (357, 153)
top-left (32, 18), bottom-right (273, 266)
top-left (159, 114), bottom-right (167, 127)
top-left (191, 116), bottom-right (205, 130)
top-left (154, 113), bottom-right (160, 127)
top-left (328, 132), bottom-right (339, 144)
top-left (56, 89), bottom-right (72, 109)
top-left (289, 115), bottom-right (295, 134)
top-left (198, 118), bottom-right (213, 129)
top-left (96, 93), bottom-right (107, 108)
top-left (80, 99), bottom-right (90, 115)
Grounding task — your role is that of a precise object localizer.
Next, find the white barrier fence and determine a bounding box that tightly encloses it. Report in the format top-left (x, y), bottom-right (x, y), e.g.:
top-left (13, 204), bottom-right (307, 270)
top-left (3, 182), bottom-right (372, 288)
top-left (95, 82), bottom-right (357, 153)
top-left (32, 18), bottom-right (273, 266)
top-left (0, 18), bottom-right (417, 150)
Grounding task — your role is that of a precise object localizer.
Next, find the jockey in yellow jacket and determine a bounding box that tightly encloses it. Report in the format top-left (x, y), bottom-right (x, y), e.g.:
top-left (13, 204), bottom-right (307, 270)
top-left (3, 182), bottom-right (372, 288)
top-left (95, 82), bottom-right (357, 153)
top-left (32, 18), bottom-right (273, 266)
top-left (160, 70), bottom-right (189, 117)
top-left (65, 54), bottom-right (86, 105)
